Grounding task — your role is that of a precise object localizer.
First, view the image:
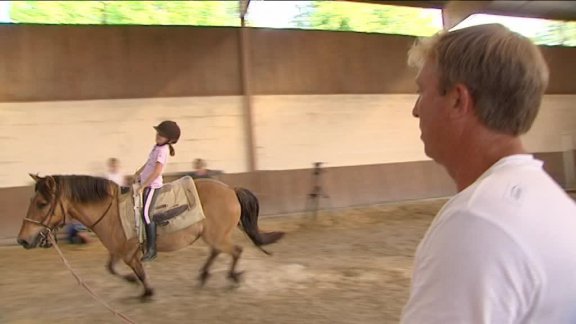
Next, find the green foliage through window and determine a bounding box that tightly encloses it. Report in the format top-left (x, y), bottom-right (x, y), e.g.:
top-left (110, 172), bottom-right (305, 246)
top-left (9, 1), bottom-right (240, 26)
top-left (2, 1), bottom-right (575, 46)
top-left (455, 13), bottom-right (576, 47)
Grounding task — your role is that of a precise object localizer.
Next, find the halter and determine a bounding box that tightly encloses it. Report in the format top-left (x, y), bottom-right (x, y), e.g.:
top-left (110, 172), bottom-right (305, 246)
top-left (23, 191), bottom-right (66, 232)
top-left (23, 184), bottom-right (114, 233)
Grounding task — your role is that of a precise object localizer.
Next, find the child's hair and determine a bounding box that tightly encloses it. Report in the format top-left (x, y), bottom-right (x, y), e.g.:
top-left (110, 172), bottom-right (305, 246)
top-left (168, 144), bottom-right (175, 157)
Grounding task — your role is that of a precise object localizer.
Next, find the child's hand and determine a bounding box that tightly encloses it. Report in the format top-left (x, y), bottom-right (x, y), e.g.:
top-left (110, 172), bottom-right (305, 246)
top-left (132, 182), bottom-right (143, 196)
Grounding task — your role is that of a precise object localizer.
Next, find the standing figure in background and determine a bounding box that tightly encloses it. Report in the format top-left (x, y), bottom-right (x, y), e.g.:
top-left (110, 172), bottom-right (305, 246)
top-left (190, 158), bottom-right (222, 179)
top-left (105, 157), bottom-right (127, 187)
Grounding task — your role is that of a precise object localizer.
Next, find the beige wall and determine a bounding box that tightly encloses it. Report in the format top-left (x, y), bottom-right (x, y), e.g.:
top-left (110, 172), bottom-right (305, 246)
top-left (522, 95), bottom-right (576, 153)
top-left (0, 96), bottom-right (246, 187)
top-left (254, 94), bottom-right (424, 170)
top-left (1, 94), bottom-right (575, 188)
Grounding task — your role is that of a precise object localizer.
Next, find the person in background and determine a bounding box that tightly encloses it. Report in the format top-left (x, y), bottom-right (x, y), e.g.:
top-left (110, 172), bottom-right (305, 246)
top-left (66, 220), bottom-right (91, 245)
top-left (105, 157), bottom-right (127, 187)
top-left (189, 158), bottom-right (222, 179)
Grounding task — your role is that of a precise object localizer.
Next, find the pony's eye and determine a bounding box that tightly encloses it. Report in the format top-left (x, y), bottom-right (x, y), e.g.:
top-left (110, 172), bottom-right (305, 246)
top-left (36, 202), bottom-right (48, 209)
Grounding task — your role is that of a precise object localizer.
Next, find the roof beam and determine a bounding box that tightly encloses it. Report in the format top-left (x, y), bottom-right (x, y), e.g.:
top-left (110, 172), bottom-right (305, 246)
top-left (239, 0), bottom-right (251, 19)
top-left (343, 0), bottom-right (576, 22)
top-left (442, 0), bottom-right (493, 30)
top-left (342, 0), bottom-right (447, 10)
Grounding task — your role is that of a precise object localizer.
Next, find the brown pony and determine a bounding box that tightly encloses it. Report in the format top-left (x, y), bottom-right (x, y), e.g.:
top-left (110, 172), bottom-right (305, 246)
top-left (17, 174), bottom-right (284, 299)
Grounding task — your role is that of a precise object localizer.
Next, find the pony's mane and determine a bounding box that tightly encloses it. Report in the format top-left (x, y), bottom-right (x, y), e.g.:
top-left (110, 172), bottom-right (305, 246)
top-left (36, 175), bottom-right (112, 203)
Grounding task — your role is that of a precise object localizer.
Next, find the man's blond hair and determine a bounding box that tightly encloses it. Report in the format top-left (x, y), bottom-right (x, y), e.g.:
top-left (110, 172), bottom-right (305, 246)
top-left (408, 24), bottom-right (549, 136)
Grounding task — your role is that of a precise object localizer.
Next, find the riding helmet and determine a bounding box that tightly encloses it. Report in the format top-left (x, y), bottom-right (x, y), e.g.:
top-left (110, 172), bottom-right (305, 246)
top-left (154, 120), bottom-right (181, 144)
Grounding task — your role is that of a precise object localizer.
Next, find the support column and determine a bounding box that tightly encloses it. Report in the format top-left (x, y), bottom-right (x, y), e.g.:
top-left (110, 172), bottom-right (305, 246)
top-left (238, 0), bottom-right (257, 172)
top-left (562, 133), bottom-right (576, 189)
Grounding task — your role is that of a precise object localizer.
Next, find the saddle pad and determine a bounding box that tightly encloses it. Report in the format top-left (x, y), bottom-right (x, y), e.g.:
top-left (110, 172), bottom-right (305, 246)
top-left (118, 176), bottom-right (205, 240)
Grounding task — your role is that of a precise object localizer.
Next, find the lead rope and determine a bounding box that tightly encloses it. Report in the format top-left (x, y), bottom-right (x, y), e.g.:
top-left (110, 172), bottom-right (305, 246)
top-left (47, 233), bottom-right (137, 324)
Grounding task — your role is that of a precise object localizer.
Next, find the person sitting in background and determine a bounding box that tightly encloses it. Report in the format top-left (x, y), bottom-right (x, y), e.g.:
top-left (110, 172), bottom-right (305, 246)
top-left (66, 220), bottom-right (91, 245)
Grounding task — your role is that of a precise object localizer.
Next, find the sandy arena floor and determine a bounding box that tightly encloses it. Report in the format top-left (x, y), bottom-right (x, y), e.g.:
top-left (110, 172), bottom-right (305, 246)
top-left (0, 198), bottom-right (447, 324)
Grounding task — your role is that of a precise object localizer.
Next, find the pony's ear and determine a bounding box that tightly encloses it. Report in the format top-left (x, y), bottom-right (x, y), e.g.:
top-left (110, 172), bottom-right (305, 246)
top-left (45, 176), bottom-right (56, 194)
top-left (29, 173), bottom-right (41, 182)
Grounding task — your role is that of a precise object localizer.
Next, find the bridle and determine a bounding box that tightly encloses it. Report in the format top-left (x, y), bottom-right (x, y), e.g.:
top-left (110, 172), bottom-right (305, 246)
top-left (23, 191), bottom-right (67, 232)
top-left (23, 184), bottom-right (114, 237)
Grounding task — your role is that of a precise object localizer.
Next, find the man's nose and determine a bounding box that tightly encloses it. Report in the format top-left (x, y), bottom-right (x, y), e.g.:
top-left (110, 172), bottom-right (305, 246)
top-left (412, 97), bottom-right (420, 118)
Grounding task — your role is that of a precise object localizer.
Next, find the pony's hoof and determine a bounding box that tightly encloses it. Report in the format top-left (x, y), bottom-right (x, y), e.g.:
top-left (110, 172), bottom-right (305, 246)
top-left (140, 288), bottom-right (154, 302)
top-left (228, 271), bottom-right (244, 284)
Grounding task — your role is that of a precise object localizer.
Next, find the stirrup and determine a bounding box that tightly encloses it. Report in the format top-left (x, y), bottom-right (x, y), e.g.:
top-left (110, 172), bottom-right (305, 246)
top-left (141, 251), bottom-right (157, 262)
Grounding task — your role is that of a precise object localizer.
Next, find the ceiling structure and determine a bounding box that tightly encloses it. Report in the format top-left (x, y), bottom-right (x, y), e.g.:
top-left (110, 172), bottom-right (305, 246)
top-left (348, 1), bottom-right (576, 29)
top-left (241, 1), bottom-right (576, 30)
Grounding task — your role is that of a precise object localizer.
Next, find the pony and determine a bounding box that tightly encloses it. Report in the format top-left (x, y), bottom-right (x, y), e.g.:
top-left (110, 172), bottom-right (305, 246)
top-left (17, 174), bottom-right (284, 299)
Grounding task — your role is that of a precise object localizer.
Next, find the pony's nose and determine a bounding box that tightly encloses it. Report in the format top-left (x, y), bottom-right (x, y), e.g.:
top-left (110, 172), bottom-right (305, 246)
top-left (17, 238), bottom-right (31, 249)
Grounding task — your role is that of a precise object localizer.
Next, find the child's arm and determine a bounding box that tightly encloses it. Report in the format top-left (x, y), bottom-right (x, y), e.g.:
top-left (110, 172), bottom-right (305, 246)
top-left (133, 163), bottom-right (147, 179)
top-left (140, 162), bottom-right (163, 189)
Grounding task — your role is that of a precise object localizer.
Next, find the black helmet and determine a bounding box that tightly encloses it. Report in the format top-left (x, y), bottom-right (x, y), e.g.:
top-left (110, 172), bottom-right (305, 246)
top-left (154, 120), bottom-right (181, 144)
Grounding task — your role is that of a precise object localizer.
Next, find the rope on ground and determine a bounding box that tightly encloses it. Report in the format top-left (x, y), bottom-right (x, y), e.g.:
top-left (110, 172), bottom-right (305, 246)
top-left (48, 233), bottom-right (137, 324)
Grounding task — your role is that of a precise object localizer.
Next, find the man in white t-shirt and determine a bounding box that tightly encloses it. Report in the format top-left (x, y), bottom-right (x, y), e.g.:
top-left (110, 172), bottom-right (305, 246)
top-left (401, 24), bottom-right (576, 323)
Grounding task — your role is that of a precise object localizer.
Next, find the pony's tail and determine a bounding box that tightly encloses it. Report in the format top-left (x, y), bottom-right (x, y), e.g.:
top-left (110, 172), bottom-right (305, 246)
top-left (235, 187), bottom-right (285, 255)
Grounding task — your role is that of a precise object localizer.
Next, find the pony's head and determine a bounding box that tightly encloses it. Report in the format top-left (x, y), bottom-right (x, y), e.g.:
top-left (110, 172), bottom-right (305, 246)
top-left (17, 174), bottom-right (67, 249)
top-left (17, 174), bottom-right (112, 249)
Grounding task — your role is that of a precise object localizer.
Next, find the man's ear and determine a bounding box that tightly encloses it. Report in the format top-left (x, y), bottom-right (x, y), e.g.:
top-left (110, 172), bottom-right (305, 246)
top-left (450, 83), bottom-right (474, 118)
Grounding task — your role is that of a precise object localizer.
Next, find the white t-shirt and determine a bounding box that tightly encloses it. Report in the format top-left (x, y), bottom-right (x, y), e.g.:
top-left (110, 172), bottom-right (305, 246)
top-left (105, 171), bottom-right (126, 187)
top-left (402, 155), bottom-right (576, 324)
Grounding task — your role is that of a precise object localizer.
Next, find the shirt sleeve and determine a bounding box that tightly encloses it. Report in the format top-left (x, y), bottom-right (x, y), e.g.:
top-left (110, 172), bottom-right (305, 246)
top-left (401, 211), bottom-right (540, 324)
top-left (155, 145), bottom-right (169, 165)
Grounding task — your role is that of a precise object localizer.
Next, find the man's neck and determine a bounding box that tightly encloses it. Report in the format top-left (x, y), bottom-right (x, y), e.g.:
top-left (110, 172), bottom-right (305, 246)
top-left (444, 130), bottom-right (526, 192)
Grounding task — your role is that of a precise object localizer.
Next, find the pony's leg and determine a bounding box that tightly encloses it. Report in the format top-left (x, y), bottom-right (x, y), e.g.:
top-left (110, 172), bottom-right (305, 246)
top-left (203, 228), bottom-right (245, 284)
top-left (199, 248), bottom-right (220, 287)
top-left (208, 237), bottom-right (244, 284)
top-left (227, 245), bottom-right (244, 283)
top-left (124, 254), bottom-right (154, 300)
top-left (107, 254), bottom-right (138, 283)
